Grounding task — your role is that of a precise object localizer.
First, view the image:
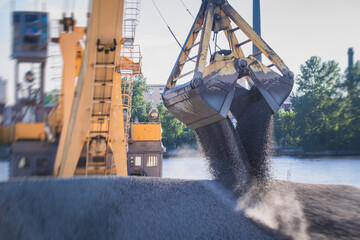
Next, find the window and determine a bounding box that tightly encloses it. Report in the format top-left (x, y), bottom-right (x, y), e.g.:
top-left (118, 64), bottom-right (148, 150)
top-left (18, 157), bottom-right (30, 169)
top-left (130, 156), bottom-right (142, 167)
top-left (149, 88), bottom-right (154, 95)
top-left (37, 158), bottom-right (48, 168)
top-left (13, 14), bottom-right (20, 24)
top-left (41, 15), bottom-right (47, 24)
top-left (40, 29), bottom-right (47, 43)
top-left (25, 15), bottom-right (38, 23)
top-left (23, 26), bottom-right (39, 44)
top-left (146, 156), bottom-right (158, 167)
top-left (135, 156), bottom-right (142, 166)
top-left (23, 26), bottom-right (38, 35)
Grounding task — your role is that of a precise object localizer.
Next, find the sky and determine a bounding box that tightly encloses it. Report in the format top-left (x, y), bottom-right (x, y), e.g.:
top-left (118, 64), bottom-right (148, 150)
top-left (0, 0), bottom-right (360, 104)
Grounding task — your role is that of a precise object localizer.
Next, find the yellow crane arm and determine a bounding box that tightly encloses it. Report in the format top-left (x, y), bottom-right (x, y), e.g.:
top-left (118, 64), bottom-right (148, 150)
top-left (54, 0), bottom-right (127, 177)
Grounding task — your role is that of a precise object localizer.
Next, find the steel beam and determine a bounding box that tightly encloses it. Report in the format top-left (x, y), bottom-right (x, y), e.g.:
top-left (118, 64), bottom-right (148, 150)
top-left (57, 0), bottom-right (125, 177)
top-left (222, 1), bottom-right (291, 76)
top-left (108, 72), bottom-right (127, 176)
top-left (165, 2), bottom-right (206, 89)
top-left (53, 27), bottom-right (86, 176)
top-left (193, 2), bottom-right (215, 81)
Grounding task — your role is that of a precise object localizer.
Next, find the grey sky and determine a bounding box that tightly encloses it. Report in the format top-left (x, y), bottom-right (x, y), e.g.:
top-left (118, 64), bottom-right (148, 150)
top-left (0, 0), bottom-right (359, 104)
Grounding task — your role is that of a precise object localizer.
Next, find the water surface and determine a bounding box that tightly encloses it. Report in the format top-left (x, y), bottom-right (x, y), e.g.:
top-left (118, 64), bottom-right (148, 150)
top-left (0, 161), bottom-right (9, 182)
top-left (163, 155), bottom-right (360, 188)
top-left (1, 156), bottom-right (360, 188)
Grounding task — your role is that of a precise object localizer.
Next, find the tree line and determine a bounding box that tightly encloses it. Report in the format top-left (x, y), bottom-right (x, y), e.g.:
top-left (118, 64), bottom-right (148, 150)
top-left (132, 56), bottom-right (360, 152)
top-left (274, 56), bottom-right (360, 152)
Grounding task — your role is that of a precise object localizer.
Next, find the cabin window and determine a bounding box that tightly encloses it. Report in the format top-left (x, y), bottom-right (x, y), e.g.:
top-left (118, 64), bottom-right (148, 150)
top-left (13, 14), bottom-right (20, 24)
top-left (146, 156), bottom-right (158, 167)
top-left (18, 157), bottom-right (30, 169)
top-left (135, 156), bottom-right (142, 166)
top-left (36, 158), bottom-right (48, 168)
top-left (25, 14), bottom-right (37, 23)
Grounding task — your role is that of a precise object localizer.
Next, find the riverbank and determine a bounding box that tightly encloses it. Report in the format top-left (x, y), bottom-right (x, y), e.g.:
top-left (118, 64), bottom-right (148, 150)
top-left (163, 145), bottom-right (360, 158)
top-left (275, 147), bottom-right (360, 157)
top-left (0, 177), bottom-right (359, 239)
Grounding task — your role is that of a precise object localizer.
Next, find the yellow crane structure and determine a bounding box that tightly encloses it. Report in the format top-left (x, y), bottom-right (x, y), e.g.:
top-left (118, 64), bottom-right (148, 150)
top-left (54, 0), bottom-right (128, 177)
top-left (7, 0), bottom-right (163, 178)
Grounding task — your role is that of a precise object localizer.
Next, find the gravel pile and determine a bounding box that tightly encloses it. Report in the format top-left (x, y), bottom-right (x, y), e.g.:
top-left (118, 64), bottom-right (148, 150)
top-left (0, 177), bottom-right (284, 240)
top-left (0, 177), bottom-right (359, 240)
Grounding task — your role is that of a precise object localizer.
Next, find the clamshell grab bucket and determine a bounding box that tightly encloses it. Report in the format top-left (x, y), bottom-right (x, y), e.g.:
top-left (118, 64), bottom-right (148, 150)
top-left (246, 60), bottom-right (294, 114)
top-left (162, 0), bottom-right (294, 130)
top-left (163, 57), bottom-right (294, 130)
top-left (162, 69), bottom-right (239, 130)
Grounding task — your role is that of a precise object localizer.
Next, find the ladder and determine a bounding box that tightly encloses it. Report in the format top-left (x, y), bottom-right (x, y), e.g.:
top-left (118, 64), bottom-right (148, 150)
top-left (118, 44), bottom-right (142, 138)
top-left (85, 40), bottom-right (117, 175)
top-left (122, 0), bottom-right (141, 46)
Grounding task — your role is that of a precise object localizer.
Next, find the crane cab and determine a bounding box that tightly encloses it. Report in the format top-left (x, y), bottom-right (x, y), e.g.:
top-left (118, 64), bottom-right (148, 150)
top-left (127, 123), bottom-right (163, 177)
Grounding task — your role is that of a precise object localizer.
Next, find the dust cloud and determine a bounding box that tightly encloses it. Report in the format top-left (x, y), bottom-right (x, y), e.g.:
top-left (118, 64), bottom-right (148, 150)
top-left (237, 181), bottom-right (309, 240)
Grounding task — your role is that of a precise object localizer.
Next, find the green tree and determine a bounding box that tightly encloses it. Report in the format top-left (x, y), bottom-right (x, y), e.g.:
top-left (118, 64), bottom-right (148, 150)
top-left (178, 124), bottom-right (197, 147)
top-left (273, 109), bottom-right (296, 146)
top-left (341, 61), bottom-right (360, 150)
top-left (130, 75), bottom-right (151, 122)
top-left (157, 103), bottom-right (183, 149)
top-left (157, 103), bottom-right (197, 149)
top-left (292, 56), bottom-right (342, 151)
top-left (129, 75), bottom-right (196, 149)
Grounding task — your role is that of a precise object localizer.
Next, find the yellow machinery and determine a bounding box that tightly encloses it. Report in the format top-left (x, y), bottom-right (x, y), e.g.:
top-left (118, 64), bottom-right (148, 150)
top-left (162, 0), bottom-right (294, 129)
top-left (9, 0), bottom-right (163, 178)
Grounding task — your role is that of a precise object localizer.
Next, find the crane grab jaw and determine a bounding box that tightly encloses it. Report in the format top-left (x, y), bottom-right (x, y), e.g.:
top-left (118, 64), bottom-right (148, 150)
top-left (162, 0), bottom-right (294, 130)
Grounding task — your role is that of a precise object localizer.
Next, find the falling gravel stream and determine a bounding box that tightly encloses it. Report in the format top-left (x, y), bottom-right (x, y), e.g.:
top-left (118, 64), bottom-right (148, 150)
top-left (196, 98), bottom-right (273, 196)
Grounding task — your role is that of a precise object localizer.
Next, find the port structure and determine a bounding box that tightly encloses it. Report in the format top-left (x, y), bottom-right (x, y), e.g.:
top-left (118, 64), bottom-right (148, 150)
top-left (8, 0), bottom-right (162, 179)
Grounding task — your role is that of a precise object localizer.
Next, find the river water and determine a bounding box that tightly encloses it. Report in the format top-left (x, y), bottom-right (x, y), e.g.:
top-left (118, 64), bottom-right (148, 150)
top-left (1, 156), bottom-right (360, 188)
top-left (162, 155), bottom-right (360, 188)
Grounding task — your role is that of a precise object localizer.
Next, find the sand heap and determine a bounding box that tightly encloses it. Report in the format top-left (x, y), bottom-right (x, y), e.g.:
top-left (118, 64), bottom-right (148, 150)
top-left (0, 177), bottom-right (359, 240)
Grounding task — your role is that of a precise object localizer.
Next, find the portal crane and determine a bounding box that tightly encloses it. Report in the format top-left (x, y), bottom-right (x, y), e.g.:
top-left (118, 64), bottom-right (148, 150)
top-left (9, 0), bottom-right (163, 178)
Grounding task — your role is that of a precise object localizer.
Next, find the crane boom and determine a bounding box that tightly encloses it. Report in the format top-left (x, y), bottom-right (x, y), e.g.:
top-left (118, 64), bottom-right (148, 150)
top-left (54, 0), bottom-right (127, 177)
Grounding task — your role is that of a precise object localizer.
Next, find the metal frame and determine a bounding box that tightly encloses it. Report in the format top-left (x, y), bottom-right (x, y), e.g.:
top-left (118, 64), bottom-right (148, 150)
top-left (165, 0), bottom-right (293, 91)
top-left (56, 0), bottom-right (127, 177)
top-left (162, 0), bottom-right (294, 130)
